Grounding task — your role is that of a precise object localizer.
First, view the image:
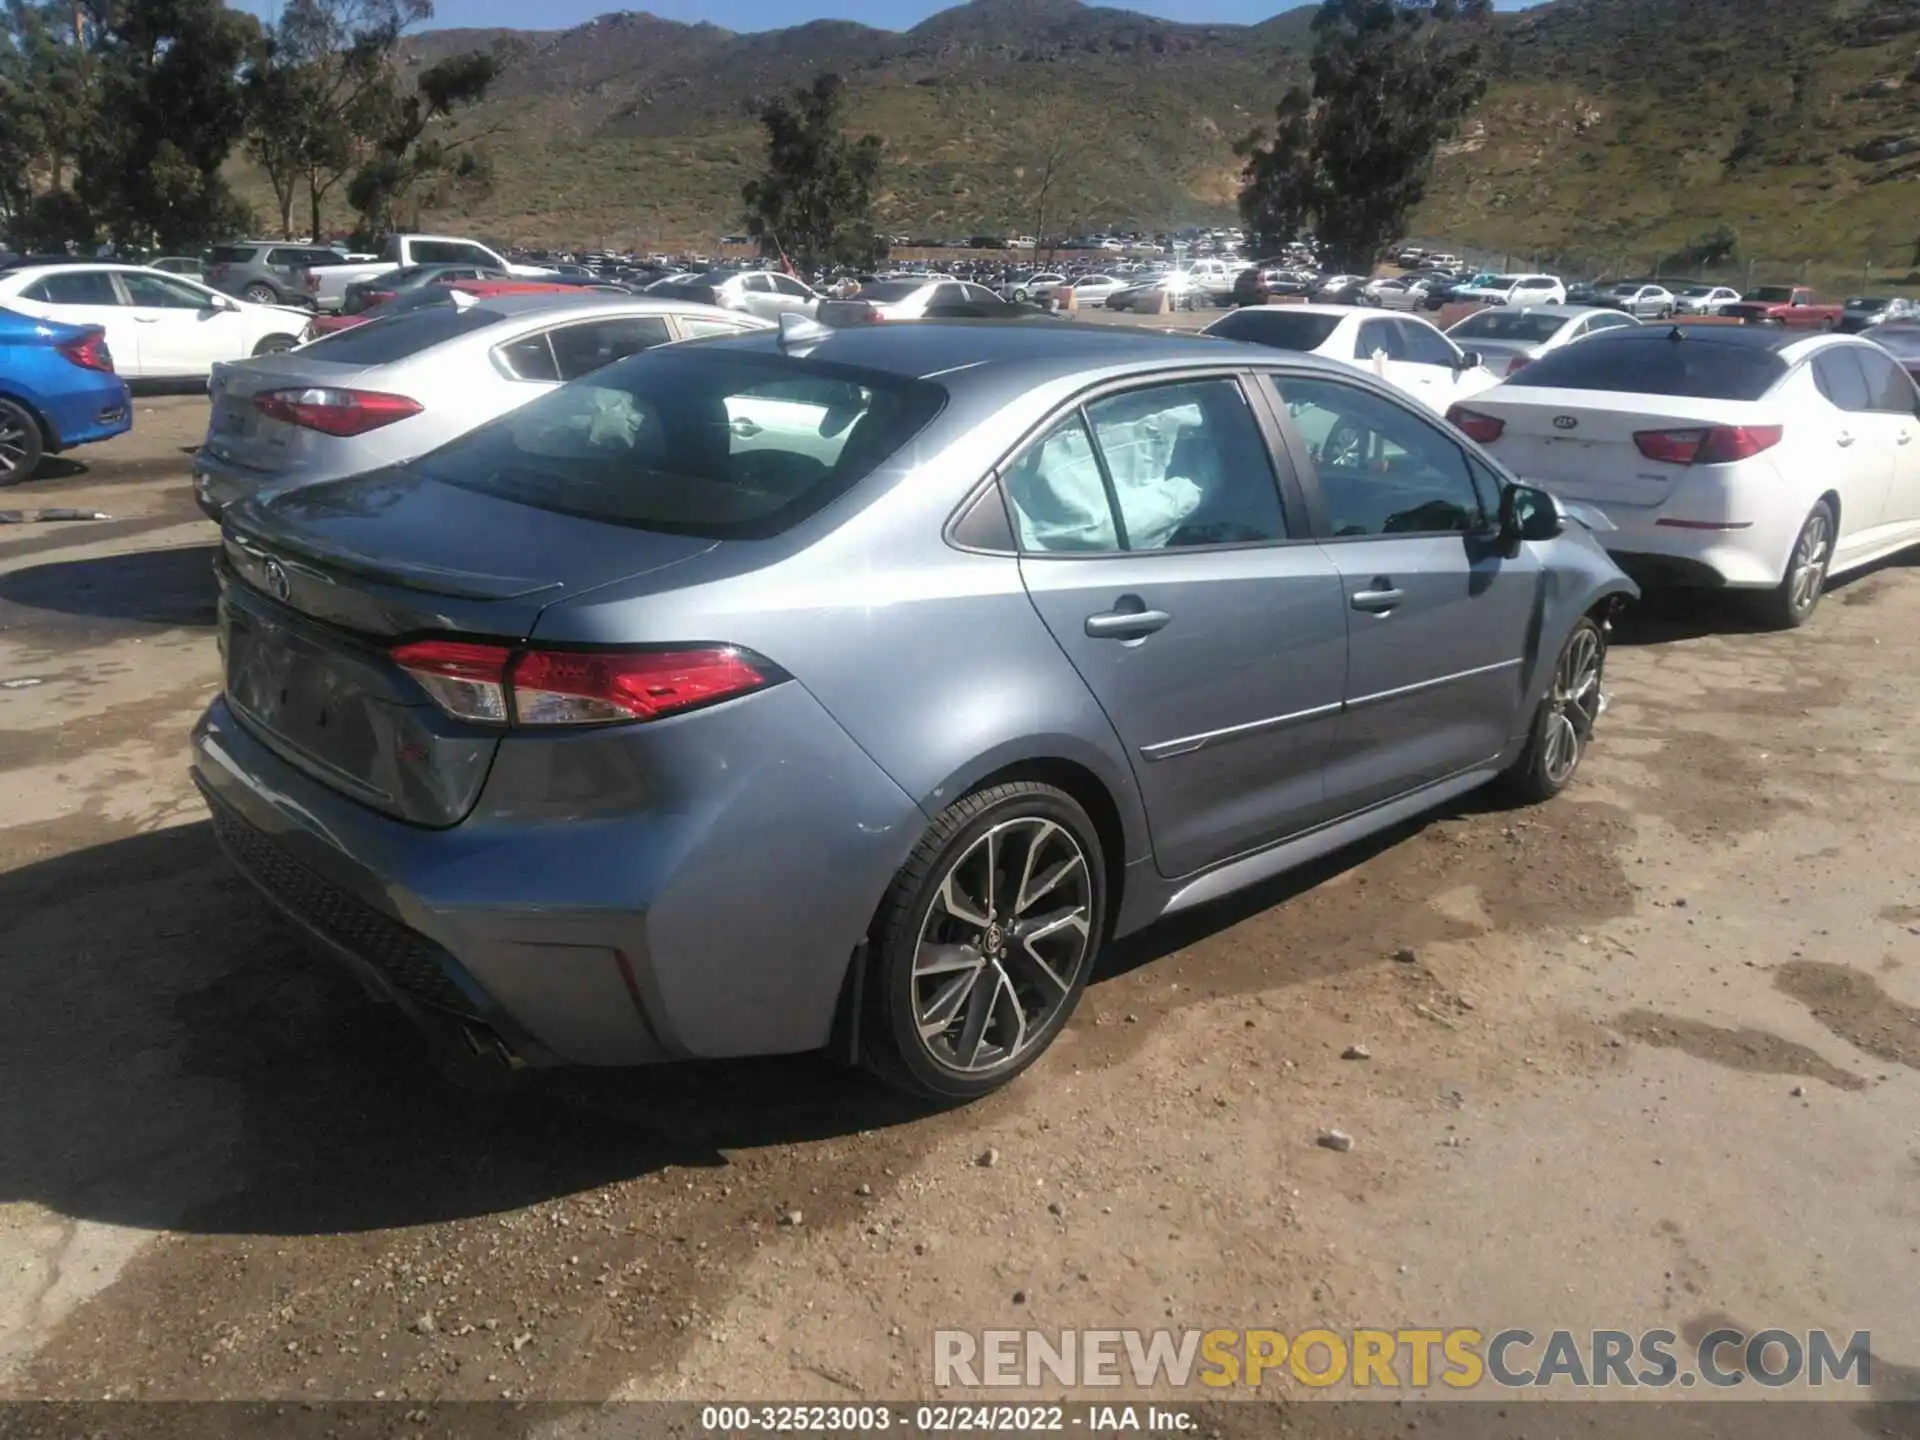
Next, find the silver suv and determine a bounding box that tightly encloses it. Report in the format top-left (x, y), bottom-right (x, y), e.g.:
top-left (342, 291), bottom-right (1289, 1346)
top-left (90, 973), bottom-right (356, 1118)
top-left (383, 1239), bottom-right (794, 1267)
top-left (204, 242), bottom-right (345, 307)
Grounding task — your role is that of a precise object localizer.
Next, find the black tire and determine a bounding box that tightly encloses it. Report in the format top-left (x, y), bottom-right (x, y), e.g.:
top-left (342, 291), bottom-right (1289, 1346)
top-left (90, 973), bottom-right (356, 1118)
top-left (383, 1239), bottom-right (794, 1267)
top-left (0, 397), bottom-right (46, 487)
top-left (241, 283), bottom-right (280, 305)
top-left (1012, 288), bottom-right (1029, 302)
top-left (1497, 616), bottom-right (1607, 805)
top-left (1750, 500), bottom-right (1834, 630)
top-left (862, 781), bottom-right (1107, 1102)
top-left (251, 334), bottom-right (298, 356)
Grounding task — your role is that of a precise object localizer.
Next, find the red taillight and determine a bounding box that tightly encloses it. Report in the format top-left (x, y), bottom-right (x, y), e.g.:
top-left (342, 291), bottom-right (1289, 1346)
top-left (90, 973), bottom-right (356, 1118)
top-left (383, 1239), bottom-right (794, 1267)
top-left (1633, 425), bottom-right (1782, 465)
top-left (1446, 405), bottom-right (1506, 444)
top-left (56, 328), bottom-right (114, 374)
top-left (254, 387), bottom-right (422, 437)
top-left (390, 640), bottom-right (771, 726)
top-left (1505, 354), bottom-right (1533, 375)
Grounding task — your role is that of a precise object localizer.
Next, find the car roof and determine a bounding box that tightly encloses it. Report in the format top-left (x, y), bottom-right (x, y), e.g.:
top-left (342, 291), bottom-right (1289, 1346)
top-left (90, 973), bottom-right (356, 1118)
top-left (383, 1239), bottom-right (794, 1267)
top-left (461, 291), bottom-right (771, 324)
top-left (690, 317), bottom-right (1356, 384)
top-left (0, 262), bottom-right (177, 281)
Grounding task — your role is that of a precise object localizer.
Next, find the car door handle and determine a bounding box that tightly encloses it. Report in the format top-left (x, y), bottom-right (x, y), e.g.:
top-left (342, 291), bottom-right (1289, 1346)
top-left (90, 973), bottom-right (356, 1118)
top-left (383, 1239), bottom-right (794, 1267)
top-left (1084, 605), bottom-right (1171, 639)
top-left (134, 316), bottom-right (161, 324)
top-left (1351, 585), bottom-right (1405, 614)
top-left (1901, 432), bottom-right (1914, 445)
top-left (1837, 432), bottom-right (1856, 447)
top-left (730, 417), bottom-right (762, 437)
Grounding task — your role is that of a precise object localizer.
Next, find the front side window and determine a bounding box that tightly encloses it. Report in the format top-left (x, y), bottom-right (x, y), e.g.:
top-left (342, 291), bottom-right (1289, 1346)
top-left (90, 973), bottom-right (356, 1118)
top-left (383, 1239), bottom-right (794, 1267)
top-left (1004, 379), bottom-right (1287, 553)
top-left (1851, 345), bottom-right (1918, 414)
top-left (120, 273), bottom-right (214, 308)
top-left (1397, 320), bottom-right (1460, 367)
top-left (1269, 375), bottom-right (1487, 538)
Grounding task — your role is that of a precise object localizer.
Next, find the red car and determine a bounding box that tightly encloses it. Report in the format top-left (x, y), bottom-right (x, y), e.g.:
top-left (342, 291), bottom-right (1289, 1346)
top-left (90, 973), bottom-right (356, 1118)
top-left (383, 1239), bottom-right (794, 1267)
top-left (305, 279), bottom-right (589, 337)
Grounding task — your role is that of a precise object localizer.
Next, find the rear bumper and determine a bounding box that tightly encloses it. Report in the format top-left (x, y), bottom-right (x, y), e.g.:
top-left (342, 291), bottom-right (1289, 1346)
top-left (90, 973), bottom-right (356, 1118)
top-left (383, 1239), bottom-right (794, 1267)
top-left (1529, 464), bottom-right (1799, 589)
top-left (190, 684), bottom-right (926, 1067)
top-left (40, 380), bottom-right (131, 451)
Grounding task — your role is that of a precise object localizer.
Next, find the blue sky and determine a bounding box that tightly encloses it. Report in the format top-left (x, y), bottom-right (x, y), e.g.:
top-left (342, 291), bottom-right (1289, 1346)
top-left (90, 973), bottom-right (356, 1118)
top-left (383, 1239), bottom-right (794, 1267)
top-left (235, 0), bottom-right (1533, 34)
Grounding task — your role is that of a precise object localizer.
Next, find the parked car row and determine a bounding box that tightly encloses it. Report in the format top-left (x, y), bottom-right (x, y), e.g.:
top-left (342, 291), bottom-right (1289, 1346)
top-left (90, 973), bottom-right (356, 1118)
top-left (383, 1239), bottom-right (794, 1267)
top-left (13, 258), bottom-right (1909, 1106)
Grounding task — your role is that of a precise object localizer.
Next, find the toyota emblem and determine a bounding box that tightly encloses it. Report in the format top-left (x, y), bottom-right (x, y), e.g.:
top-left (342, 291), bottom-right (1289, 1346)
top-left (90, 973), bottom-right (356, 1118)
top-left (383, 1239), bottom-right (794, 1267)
top-left (264, 558), bottom-right (291, 602)
top-left (1553, 415), bottom-right (1579, 431)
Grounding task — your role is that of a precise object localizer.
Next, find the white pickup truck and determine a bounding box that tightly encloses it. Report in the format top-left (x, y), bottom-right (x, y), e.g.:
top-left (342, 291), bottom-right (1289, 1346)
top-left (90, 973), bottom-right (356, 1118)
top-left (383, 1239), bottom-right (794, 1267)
top-left (305, 234), bottom-right (554, 312)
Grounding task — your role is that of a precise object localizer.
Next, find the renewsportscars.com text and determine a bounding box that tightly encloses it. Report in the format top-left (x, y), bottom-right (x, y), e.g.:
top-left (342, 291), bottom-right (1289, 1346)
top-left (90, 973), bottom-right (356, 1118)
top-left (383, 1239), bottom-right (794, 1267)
top-left (933, 1327), bottom-right (1873, 1391)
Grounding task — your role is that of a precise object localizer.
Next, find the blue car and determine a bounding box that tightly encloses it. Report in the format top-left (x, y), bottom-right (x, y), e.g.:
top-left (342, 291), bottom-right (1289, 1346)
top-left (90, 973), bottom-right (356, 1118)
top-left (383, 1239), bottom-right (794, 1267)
top-left (0, 304), bottom-right (132, 485)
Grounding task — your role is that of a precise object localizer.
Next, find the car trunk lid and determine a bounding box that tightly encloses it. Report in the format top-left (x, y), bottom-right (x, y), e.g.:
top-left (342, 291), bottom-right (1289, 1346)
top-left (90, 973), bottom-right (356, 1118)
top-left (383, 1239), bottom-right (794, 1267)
top-left (205, 354), bottom-right (395, 478)
top-left (1464, 389), bottom-right (1763, 508)
top-left (218, 471), bottom-right (720, 825)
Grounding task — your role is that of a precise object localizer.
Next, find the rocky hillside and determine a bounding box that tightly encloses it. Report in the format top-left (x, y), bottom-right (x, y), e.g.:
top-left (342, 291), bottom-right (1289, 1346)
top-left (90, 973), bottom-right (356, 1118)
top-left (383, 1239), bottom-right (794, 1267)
top-left (352, 0), bottom-right (1920, 267)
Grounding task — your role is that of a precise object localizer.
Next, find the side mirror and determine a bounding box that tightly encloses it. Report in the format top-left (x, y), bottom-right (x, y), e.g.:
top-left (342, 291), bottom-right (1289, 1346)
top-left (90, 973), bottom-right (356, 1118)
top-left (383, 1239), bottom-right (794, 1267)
top-left (1456, 349), bottom-right (1483, 371)
top-left (1500, 483), bottom-right (1565, 544)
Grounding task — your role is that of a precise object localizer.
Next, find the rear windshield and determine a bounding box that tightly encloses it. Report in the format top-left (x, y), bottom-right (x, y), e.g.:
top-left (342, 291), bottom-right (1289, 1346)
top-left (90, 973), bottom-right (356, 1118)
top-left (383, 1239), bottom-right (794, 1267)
top-left (1846, 298), bottom-right (1889, 312)
top-left (411, 351), bottom-right (948, 539)
top-left (646, 281), bottom-right (719, 305)
top-left (1206, 309), bottom-right (1344, 352)
top-left (1449, 310), bottom-right (1567, 343)
top-left (1503, 335), bottom-right (1787, 401)
top-left (297, 305), bottom-right (508, 364)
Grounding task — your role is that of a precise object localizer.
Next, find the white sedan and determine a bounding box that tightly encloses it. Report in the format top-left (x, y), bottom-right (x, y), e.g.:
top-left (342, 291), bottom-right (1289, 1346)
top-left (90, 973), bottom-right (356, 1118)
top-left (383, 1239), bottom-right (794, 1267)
top-left (0, 263), bottom-right (311, 380)
top-left (1446, 326), bottom-right (1920, 627)
top-left (1062, 274), bottom-right (1127, 307)
top-left (1203, 304), bottom-right (1500, 413)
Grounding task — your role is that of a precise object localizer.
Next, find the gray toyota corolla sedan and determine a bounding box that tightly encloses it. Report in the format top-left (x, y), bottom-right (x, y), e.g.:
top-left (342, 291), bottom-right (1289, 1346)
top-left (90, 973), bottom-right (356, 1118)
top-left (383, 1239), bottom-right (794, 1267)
top-left (192, 317), bottom-right (1637, 1101)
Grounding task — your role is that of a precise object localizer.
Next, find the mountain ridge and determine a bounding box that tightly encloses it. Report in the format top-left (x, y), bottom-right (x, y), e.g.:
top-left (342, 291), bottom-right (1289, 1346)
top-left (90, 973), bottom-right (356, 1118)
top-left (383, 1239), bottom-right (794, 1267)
top-left (336, 0), bottom-right (1920, 273)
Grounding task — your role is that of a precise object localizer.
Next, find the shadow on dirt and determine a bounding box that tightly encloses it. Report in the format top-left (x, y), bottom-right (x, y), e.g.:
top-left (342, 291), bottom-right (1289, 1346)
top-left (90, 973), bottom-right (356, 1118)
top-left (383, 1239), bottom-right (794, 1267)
top-left (0, 543), bottom-right (218, 626)
top-left (0, 821), bottom-right (937, 1238)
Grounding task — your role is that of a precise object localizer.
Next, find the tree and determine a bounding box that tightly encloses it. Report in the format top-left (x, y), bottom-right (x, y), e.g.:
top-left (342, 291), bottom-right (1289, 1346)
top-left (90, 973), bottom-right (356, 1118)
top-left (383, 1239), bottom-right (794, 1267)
top-left (242, 0), bottom-right (431, 242)
top-left (741, 73), bottom-right (886, 273)
top-left (343, 48), bottom-right (499, 239)
top-left (1238, 0), bottom-right (1492, 271)
top-left (1235, 87), bottom-right (1320, 258)
top-left (71, 0), bottom-right (260, 250)
top-left (0, 0), bottom-right (99, 234)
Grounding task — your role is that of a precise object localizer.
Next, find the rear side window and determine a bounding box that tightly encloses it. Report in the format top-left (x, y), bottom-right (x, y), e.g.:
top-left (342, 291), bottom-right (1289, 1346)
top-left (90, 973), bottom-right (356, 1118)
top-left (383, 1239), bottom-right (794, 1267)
top-left (297, 305), bottom-right (508, 364)
top-left (23, 271), bottom-right (121, 305)
top-left (1504, 336), bottom-right (1786, 401)
top-left (1812, 350), bottom-right (1872, 412)
top-left (207, 246), bottom-right (258, 264)
top-left (1205, 309), bottom-right (1343, 353)
top-left (547, 316), bottom-right (673, 380)
top-left (412, 351), bottom-right (946, 539)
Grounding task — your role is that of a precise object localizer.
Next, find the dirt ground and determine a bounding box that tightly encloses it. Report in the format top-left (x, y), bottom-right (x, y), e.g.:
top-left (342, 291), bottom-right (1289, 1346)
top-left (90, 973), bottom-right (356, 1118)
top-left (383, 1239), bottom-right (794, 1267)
top-left (2, 387), bottom-right (1919, 1434)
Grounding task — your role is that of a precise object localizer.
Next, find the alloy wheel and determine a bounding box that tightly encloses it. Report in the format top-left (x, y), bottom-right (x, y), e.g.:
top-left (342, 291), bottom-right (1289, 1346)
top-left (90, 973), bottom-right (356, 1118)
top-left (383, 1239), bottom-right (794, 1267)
top-left (0, 414), bottom-right (29, 480)
top-left (912, 817), bottom-right (1093, 1075)
top-left (1789, 511), bottom-right (1831, 617)
top-left (1542, 625), bottom-right (1604, 787)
